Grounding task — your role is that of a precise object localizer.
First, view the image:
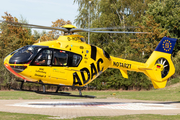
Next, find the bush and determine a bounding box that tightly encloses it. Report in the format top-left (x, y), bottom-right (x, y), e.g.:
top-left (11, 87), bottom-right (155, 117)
top-left (89, 68), bottom-right (153, 90)
top-left (173, 50), bottom-right (180, 76)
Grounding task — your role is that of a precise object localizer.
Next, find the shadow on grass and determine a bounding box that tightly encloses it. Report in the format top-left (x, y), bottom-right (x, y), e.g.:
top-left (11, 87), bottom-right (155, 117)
top-left (11, 88), bottom-right (96, 98)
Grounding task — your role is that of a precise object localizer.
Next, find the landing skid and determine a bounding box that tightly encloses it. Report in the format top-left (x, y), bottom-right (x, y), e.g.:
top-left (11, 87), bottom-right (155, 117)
top-left (11, 88), bottom-right (95, 98)
top-left (11, 80), bottom-right (96, 98)
top-left (35, 91), bottom-right (95, 98)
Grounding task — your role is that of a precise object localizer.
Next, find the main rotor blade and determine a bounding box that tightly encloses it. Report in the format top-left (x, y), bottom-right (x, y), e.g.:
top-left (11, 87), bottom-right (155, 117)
top-left (90, 26), bottom-right (139, 31)
top-left (90, 31), bottom-right (148, 34)
top-left (0, 20), bottom-right (148, 34)
top-left (70, 28), bottom-right (148, 34)
top-left (0, 20), bottom-right (68, 32)
top-left (70, 27), bottom-right (140, 32)
top-left (70, 28), bottom-right (89, 32)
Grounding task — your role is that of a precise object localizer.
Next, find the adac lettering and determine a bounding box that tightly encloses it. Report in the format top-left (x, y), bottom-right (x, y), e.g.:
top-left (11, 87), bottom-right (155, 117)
top-left (113, 62), bottom-right (131, 69)
top-left (73, 58), bottom-right (104, 86)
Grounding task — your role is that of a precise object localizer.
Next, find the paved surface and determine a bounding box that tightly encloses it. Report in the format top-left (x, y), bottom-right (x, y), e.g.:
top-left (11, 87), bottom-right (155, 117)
top-left (0, 99), bottom-right (180, 119)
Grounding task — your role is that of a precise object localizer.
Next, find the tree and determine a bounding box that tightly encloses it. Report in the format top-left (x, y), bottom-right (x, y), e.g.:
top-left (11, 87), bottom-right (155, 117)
top-left (130, 15), bottom-right (169, 59)
top-left (0, 12), bottom-right (35, 88)
top-left (145, 0), bottom-right (180, 53)
top-left (0, 12), bottom-right (35, 58)
top-left (36, 19), bottom-right (72, 42)
top-left (74, 0), bottom-right (156, 56)
top-left (74, 0), bottom-right (99, 28)
top-left (50, 19), bottom-right (72, 38)
top-left (74, 0), bottom-right (155, 27)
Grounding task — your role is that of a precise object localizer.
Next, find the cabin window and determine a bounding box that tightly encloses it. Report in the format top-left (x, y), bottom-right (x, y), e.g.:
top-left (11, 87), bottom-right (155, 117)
top-left (31, 49), bottom-right (52, 66)
top-left (72, 54), bottom-right (81, 67)
top-left (52, 50), bottom-right (68, 66)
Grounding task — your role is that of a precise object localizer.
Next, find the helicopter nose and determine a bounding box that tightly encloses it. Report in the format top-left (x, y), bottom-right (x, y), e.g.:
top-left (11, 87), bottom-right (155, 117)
top-left (4, 55), bottom-right (26, 80)
top-left (3, 54), bottom-right (11, 65)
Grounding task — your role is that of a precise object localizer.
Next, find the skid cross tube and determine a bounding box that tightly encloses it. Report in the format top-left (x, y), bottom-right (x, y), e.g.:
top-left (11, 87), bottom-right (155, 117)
top-left (13, 80), bottom-right (96, 98)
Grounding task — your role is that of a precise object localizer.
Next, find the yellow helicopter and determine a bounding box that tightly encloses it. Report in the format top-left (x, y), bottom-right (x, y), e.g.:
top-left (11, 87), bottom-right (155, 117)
top-left (1, 20), bottom-right (177, 97)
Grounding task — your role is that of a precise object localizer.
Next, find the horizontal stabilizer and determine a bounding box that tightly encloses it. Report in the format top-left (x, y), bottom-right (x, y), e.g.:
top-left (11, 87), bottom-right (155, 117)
top-left (138, 68), bottom-right (152, 70)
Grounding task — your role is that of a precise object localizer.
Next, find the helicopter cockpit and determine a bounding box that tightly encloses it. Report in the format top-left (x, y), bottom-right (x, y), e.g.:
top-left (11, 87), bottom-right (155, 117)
top-left (9, 45), bottom-right (47, 64)
top-left (7, 45), bottom-right (82, 73)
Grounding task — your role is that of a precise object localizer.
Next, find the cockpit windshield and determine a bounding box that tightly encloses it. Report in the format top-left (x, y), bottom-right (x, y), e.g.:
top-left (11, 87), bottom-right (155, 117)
top-left (9, 45), bottom-right (47, 64)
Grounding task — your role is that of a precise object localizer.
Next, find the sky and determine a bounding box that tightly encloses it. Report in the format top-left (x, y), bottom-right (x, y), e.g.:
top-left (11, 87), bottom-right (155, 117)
top-left (0, 0), bottom-right (79, 31)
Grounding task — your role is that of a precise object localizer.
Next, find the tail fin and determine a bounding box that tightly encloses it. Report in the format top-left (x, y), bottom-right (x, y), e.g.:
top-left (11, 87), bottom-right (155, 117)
top-left (144, 37), bottom-right (177, 88)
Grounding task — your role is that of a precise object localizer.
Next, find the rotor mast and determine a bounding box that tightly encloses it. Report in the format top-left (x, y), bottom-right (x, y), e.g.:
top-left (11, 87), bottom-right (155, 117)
top-left (62, 24), bottom-right (76, 35)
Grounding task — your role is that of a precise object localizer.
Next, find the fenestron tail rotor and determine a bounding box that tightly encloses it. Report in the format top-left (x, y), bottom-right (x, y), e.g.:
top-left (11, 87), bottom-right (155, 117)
top-left (155, 58), bottom-right (170, 78)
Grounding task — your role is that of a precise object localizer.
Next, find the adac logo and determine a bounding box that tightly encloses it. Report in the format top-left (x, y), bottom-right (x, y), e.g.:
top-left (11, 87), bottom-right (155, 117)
top-left (162, 40), bottom-right (172, 52)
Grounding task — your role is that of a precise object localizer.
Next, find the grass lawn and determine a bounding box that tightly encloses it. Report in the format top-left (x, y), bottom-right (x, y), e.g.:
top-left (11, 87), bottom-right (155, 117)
top-left (1, 82), bottom-right (180, 119)
top-left (1, 83), bottom-right (180, 101)
top-left (1, 112), bottom-right (180, 120)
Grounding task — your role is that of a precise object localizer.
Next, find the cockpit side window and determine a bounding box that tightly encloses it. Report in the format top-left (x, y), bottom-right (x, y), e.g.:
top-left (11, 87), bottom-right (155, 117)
top-left (52, 50), bottom-right (68, 66)
top-left (31, 49), bottom-right (52, 66)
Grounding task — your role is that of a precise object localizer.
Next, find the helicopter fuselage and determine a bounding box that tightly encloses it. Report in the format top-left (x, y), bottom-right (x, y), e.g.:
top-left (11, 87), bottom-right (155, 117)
top-left (4, 34), bottom-right (111, 87)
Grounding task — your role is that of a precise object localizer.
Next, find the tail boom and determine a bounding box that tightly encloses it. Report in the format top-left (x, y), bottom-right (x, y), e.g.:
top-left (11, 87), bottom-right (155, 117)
top-left (109, 56), bottom-right (148, 77)
top-left (109, 37), bottom-right (177, 89)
